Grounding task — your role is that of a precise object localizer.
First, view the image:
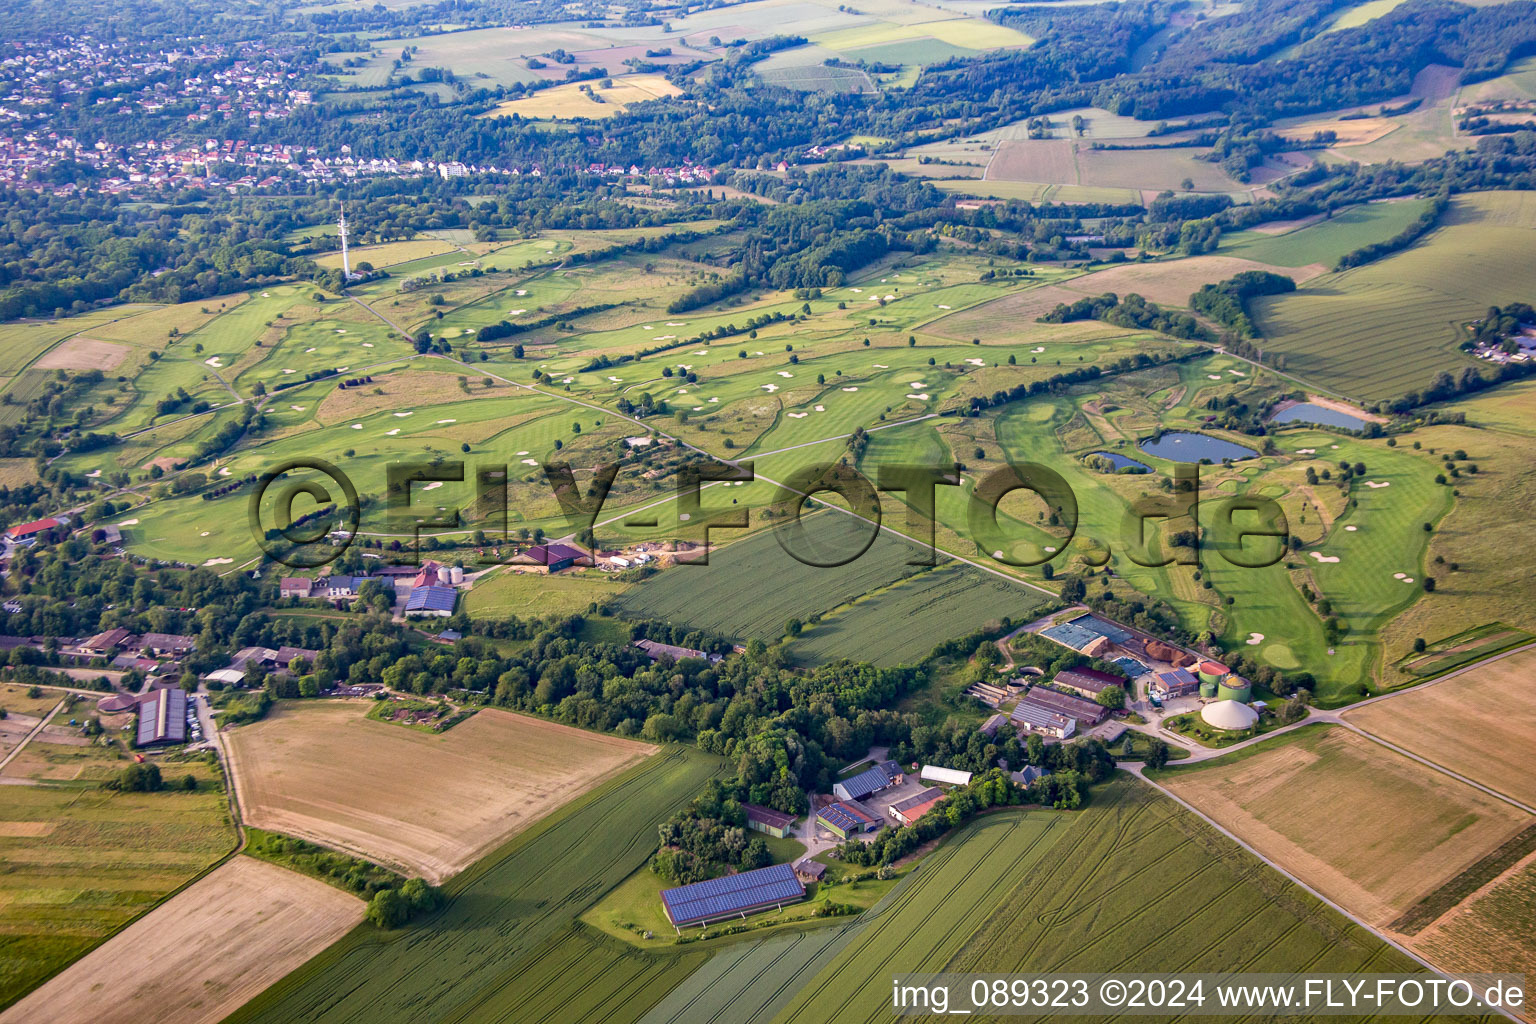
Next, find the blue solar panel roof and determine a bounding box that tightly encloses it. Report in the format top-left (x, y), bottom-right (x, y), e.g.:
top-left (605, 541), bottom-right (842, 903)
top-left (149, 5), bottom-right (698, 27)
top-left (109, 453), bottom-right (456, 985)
top-left (1069, 614), bottom-right (1134, 644)
top-left (405, 585), bottom-right (457, 612)
top-left (1112, 656), bottom-right (1149, 677)
top-left (836, 764), bottom-right (892, 800)
top-left (660, 862), bottom-right (804, 925)
top-left (1040, 622), bottom-right (1100, 651)
top-left (818, 805), bottom-right (861, 832)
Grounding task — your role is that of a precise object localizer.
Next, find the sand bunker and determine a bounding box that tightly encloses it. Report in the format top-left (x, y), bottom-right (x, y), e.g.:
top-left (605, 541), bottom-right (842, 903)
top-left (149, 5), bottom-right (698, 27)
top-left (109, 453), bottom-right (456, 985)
top-left (1309, 551), bottom-right (1340, 563)
top-left (907, 393), bottom-right (930, 400)
top-left (1364, 480), bottom-right (1391, 488)
top-left (1247, 633), bottom-right (1265, 645)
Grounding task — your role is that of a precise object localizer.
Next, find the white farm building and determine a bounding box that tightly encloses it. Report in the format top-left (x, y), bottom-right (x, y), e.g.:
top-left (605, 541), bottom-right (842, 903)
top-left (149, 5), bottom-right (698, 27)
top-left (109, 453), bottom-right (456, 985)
top-left (920, 765), bottom-right (972, 787)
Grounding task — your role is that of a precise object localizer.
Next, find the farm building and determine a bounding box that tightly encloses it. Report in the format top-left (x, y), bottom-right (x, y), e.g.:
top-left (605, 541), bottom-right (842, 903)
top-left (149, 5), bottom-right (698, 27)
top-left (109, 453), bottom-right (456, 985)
top-left (633, 638), bottom-right (722, 664)
top-left (979, 713), bottom-right (1009, 737)
top-left (742, 802), bottom-right (796, 838)
top-left (3, 516), bottom-right (63, 542)
top-left (1021, 686), bottom-right (1107, 725)
top-left (1010, 699), bottom-right (1076, 739)
top-left (1150, 668), bottom-right (1200, 700)
top-left (1112, 656), bottom-right (1149, 678)
top-left (511, 543), bottom-right (591, 573)
top-left (279, 577), bottom-right (313, 599)
top-left (1039, 621), bottom-right (1111, 657)
top-left (404, 584), bottom-right (457, 617)
top-left (138, 633), bottom-right (195, 658)
top-left (80, 627), bottom-right (132, 656)
top-left (920, 765), bottom-right (973, 787)
top-left (793, 859), bottom-right (826, 883)
top-left (1053, 667), bottom-right (1123, 697)
top-left (135, 688), bottom-right (188, 747)
top-left (660, 862), bottom-right (806, 930)
top-left (888, 787), bottom-right (945, 826)
top-left (1067, 614), bottom-right (1135, 645)
top-left (1010, 765), bottom-right (1051, 786)
top-left (96, 692), bottom-right (139, 713)
top-left (832, 760), bottom-right (902, 801)
top-left (816, 800), bottom-right (878, 840)
top-left (1202, 699), bottom-right (1259, 731)
top-left (964, 680), bottom-right (1009, 707)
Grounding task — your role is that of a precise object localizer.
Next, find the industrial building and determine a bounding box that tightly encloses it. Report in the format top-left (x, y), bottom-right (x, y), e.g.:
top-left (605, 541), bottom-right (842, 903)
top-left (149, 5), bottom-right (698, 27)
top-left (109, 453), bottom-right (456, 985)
top-left (1021, 686), bottom-right (1107, 726)
top-left (1202, 699), bottom-right (1259, 731)
top-left (888, 787), bottom-right (946, 826)
top-left (1039, 621), bottom-right (1111, 657)
top-left (135, 688), bottom-right (188, 747)
top-left (742, 802), bottom-right (796, 839)
top-left (1150, 668), bottom-right (1200, 701)
top-left (1053, 667), bottom-right (1123, 698)
top-left (1010, 699), bottom-right (1076, 739)
top-left (832, 760), bottom-right (902, 802)
top-left (659, 862), bottom-right (806, 930)
top-left (816, 800), bottom-right (878, 840)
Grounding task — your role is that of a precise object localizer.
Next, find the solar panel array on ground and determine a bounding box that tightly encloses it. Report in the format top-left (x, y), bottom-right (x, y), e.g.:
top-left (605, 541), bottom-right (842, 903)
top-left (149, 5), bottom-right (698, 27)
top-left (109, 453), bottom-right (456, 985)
top-left (660, 862), bottom-right (805, 927)
top-left (1040, 621), bottom-right (1101, 651)
top-left (1070, 614), bottom-right (1134, 644)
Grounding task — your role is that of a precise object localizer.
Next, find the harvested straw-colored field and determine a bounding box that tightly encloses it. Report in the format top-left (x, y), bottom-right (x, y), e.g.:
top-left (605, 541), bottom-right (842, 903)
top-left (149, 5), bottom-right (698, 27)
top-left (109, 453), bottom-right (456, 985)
top-left (1161, 726), bottom-right (1535, 926)
top-left (0, 857), bottom-right (363, 1024)
top-left (1277, 117), bottom-right (1398, 147)
top-left (33, 337), bottom-right (131, 371)
top-left (312, 239), bottom-right (456, 271)
top-left (485, 74), bottom-right (681, 120)
top-left (1346, 645), bottom-right (1536, 808)
top-left (225, 701), bottom-right (655, 882)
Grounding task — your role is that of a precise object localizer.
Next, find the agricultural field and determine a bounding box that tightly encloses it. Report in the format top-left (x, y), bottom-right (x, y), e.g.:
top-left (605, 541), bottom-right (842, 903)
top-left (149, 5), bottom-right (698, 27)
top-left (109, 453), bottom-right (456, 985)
top-left (984, 138), bottom-right (1249, 193)
top-left (1157, 726), bottom-right (1535, 927)
top-left (224, 701), bottom-right (655, 882)
top-left (0, 753), bottom-right (235, 1009)
top-left (787, 560), bottom-right (1050, 667)
top-left (1, 856), bottom-right (364, 1024)
top-left (774, 777), bottom-right (1462, 1024)
top-left (484, 74), bottom-right (683, 120)
top-left (1221, 199), bottom-right (1433, 268)
top-left (463, 566), bottom-right (632, 618)
top-left (1345, 644), bottom-right (1536, 808)
top-left (225, 746), bottom-right (724, 1024)
top-left (1412, 854), bottom-right (1536, 1009)
top-left (1250, 191), bottom-right (1536, 401)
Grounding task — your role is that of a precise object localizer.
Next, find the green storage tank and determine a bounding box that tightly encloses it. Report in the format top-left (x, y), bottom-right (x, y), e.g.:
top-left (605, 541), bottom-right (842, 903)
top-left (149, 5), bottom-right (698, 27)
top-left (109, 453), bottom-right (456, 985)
top-left (1197, 661), bottom-right (1229, 687)
top-left (1217, 679), bottom-right (1252, 703)
top-left (1199, 678), bottom-right (1219, 698)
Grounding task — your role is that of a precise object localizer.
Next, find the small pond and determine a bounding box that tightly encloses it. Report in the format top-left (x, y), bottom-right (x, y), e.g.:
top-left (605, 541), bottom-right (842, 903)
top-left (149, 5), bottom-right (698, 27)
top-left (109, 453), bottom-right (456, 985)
top-left (1269, 402), bottom-right (1369, 431)
top-left (1087, 450), bottom-right (1152, 473)
top-left (1139, 431), bottom-right (1257, 463)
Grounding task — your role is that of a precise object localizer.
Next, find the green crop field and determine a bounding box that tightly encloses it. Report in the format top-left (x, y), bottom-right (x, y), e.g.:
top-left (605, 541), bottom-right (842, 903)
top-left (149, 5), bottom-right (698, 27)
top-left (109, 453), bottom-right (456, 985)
top-left (615, 512), bottom-right (937, 644)
top-left (1251, 191), bottom-right (1536, 401)
top-left (1221, 199), bottom-right (1433, 268)
top-left (226, 746), bottom-right (723, 1024)
top-left (788, 561), bottom-right (1050, 666)
top-left (463, 567), bottom-right (632, 618)
top-left (773, 777), bottom-right (1486, 1024)
top-left (0, 754), bottom-right (235, 1010)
